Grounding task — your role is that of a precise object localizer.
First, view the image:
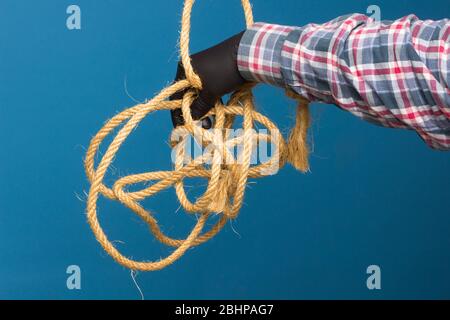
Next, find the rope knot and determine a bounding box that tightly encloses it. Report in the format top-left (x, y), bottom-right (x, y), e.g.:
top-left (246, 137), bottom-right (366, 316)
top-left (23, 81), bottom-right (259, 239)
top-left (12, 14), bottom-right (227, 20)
top-left (207, 169), bottom-right (234, 214)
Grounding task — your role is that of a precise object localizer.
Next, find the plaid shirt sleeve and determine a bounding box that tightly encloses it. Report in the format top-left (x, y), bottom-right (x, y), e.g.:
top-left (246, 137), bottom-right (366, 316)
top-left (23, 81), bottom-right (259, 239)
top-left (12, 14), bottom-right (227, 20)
top-left (237, 14), bottom-right (450, 150)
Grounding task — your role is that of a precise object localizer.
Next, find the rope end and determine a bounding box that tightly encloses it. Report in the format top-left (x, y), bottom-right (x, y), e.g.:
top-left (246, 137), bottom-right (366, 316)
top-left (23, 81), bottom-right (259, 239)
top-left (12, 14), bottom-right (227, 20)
top-left (286, 94), bottom-right (311, 173)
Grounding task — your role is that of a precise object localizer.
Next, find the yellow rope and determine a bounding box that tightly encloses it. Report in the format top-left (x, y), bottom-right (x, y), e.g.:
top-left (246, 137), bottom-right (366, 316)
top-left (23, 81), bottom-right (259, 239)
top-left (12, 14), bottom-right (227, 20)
top-left (84, 0), bottom-right (310, 271)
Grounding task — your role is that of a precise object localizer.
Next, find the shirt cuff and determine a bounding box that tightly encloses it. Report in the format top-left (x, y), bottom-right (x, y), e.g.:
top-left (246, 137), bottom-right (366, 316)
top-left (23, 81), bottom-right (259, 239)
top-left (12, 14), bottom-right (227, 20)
top-left (237, 22), bottom-right (295, 87)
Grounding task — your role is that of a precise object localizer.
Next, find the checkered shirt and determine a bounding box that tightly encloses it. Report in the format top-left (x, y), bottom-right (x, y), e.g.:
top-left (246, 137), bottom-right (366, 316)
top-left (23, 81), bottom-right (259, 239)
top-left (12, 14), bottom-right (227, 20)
top-left (237, 14), bottom-right (450, 150)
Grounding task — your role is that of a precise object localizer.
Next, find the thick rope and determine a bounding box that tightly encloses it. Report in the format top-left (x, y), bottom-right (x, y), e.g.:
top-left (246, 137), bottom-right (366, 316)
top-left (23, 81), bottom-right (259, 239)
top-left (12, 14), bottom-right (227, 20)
top-left (84, 0), bottom-right (311, 271)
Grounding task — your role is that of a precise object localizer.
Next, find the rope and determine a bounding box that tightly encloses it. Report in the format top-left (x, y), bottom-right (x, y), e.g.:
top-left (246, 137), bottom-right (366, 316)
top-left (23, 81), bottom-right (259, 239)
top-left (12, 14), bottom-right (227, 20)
top-left (84, 0), bottom-right (310, 271)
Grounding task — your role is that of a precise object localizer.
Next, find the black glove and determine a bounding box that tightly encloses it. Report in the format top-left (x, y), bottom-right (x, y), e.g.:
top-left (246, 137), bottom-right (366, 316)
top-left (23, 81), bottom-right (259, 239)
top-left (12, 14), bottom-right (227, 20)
top-left (170, 31), bottom-right (247, 128)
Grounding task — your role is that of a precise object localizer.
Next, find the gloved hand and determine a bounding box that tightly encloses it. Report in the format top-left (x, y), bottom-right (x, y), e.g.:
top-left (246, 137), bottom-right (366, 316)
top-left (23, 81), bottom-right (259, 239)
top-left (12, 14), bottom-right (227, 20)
top-left (170, 31), bottom-right (247, 128)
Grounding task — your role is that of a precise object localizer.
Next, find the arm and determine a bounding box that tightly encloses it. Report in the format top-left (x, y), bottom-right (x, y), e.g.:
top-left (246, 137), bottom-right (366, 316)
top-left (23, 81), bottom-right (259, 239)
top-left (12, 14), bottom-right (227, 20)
top-left (237, 14), bottom-right (450, 150)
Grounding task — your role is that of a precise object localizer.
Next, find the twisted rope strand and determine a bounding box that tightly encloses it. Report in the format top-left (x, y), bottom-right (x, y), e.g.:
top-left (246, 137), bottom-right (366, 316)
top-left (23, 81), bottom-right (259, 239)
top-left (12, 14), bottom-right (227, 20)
top-left (84, 0), bottom-right (310, 271)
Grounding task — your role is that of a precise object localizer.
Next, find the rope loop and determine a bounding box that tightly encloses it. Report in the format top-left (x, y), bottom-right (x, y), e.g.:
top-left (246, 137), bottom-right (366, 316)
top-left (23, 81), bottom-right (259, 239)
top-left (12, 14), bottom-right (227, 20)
top-left (84, 0), bottom-right (310, 271)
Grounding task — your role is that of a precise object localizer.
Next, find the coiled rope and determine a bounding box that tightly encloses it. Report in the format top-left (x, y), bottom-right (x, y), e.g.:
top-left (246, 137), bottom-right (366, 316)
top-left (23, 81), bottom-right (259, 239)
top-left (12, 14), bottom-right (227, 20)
top-left (84, 0), bottom-right (310, 271)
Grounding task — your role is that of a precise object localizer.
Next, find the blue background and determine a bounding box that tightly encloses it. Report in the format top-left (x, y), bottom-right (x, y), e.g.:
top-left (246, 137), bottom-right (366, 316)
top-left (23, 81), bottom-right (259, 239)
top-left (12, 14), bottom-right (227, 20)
top-left (0, 0), bottom-right (449, 299)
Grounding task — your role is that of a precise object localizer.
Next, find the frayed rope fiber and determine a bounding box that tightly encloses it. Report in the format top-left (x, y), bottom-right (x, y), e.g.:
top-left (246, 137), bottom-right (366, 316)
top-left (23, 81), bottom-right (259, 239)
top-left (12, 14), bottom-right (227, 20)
top-left (84, 0), bottom-right (311, 271)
